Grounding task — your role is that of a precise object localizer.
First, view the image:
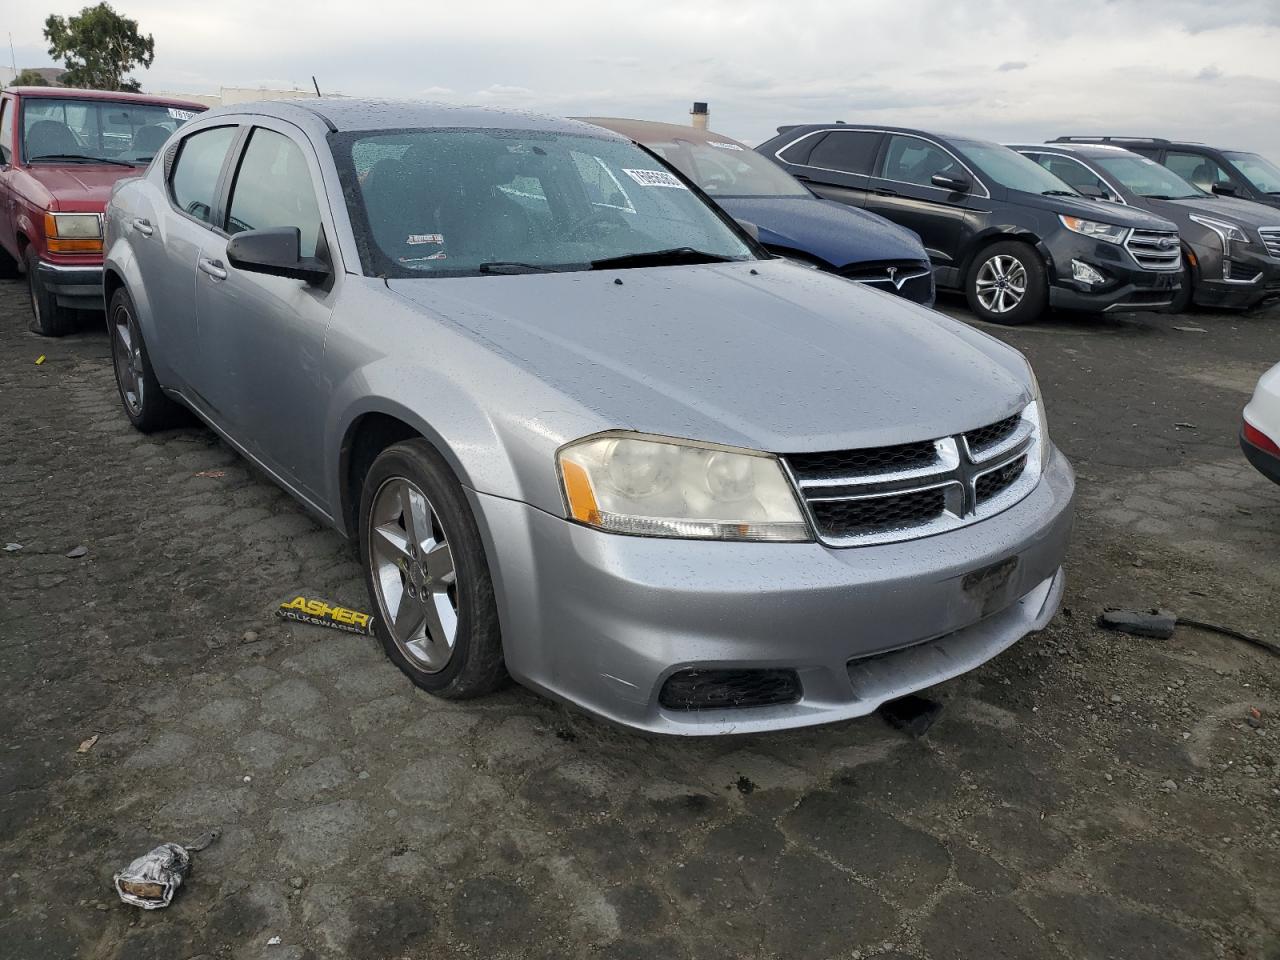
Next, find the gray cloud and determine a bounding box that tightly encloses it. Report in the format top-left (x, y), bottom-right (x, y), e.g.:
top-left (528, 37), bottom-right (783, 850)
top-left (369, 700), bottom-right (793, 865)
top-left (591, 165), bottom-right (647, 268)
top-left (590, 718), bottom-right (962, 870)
top-left (997, 61), bottom-right (1029, 72)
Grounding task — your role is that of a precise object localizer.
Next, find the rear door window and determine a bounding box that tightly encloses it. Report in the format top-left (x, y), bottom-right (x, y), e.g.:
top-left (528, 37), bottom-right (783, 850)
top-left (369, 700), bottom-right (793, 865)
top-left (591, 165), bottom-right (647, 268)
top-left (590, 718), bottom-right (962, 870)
top-left (170, 126), bottom-right (238, 226)
top-left (805, 130), bottom-right (882, 175)
top-left (1164, 151), bottom-right (1232, 193)
top-left (225, 127), bottom-right (323, 258)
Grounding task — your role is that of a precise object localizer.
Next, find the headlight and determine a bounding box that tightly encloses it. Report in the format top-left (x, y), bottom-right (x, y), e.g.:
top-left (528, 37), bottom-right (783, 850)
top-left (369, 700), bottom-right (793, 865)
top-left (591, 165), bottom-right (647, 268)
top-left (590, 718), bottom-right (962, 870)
top-left (44, 212), bottom-right (103, 254)
top-left (557, 433), bottom-right (811, 542)
top-left (1188, 214), bottom-right (1248, 253)
top-left (1058, 215), bottom-right (1128, 245)
top-left (1026, 366), bottom-right (1050, 474)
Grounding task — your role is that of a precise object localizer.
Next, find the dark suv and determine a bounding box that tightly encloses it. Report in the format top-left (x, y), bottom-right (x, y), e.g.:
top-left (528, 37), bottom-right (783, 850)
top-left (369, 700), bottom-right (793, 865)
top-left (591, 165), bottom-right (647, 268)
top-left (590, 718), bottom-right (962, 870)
top-left (756, 124), bottom-right (1183, 324)
top-left (1053, 137), bottom-right (1280, 211)
top-left (1012, 142), bottom-right (1280, 312)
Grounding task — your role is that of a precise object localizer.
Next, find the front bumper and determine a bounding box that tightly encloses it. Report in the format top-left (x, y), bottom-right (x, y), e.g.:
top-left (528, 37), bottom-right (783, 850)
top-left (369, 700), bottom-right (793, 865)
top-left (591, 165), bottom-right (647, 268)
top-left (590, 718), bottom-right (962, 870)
top-left (1043, 233), bottom-right (1179, 313)
top-left (1193, 251), bottom-right (1280, 310)
top-left (470, 446), bottom-right (1075, 735)
top-left (36, 260), bottom-right (105, 311)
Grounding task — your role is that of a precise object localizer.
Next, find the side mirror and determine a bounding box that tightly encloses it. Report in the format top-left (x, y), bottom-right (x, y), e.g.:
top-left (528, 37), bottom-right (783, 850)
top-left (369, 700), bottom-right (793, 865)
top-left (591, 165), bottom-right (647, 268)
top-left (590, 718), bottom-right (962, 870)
top-left (734, 218), bottom-right (760, 240)
top-left (1076, 184), bottom-right (1112, 201)
top-left (1211, 183), bottom-right (1238, 197)
top-left (931, 173), bottom-right (970, 193)
top-left (226, 227), bottom-right (330, 284)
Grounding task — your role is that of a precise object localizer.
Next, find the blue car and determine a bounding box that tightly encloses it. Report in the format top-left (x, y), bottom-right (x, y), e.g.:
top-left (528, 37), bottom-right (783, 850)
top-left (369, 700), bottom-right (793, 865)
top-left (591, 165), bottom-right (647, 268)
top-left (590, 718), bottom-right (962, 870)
top-left (579, 117), bottom-right (935, 306)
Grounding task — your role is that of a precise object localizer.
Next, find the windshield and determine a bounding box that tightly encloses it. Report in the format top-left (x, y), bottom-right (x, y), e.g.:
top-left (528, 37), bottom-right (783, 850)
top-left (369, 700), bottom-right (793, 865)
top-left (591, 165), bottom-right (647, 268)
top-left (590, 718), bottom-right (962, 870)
top-left (1223, 151), bottom-right (1280, 194)
top-left (333, 128), bottom-right (757, 278)
top-left (22, 97), bottom-right (201, 165)
top-left (954, 140), bottom-right (1079, 195)
top-left (1093, 154), bottom-right (1202, 200)
top-left (643, 136), bottom-right (809, 198)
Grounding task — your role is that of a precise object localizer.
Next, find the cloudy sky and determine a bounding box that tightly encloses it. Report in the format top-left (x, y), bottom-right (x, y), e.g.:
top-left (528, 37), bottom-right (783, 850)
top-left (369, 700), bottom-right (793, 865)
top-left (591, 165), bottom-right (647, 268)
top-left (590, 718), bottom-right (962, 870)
top-left (8, 0), bottom-right (1280, 155)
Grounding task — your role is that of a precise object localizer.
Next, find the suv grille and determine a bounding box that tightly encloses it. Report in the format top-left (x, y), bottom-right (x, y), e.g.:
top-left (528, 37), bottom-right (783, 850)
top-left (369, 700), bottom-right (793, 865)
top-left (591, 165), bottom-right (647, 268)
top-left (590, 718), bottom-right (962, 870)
top-left (782, 407), bottom-right (1041, 547)
top-left (1125, 229), bottom-right (1181, 271)
top-left (1259, 227), bottom-right (1280, 259)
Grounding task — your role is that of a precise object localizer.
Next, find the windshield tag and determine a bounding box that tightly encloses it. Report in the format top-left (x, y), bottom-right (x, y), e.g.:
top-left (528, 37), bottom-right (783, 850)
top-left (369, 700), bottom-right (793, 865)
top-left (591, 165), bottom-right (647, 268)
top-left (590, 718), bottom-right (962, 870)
top-left (407, 233), bottom-right (444, 245)
top-left (167, 108), bottom-right (196, 121)
top-left (622, 169), bottom-right (688, 189)
top-left (707, 141), bottom-right (744, 151)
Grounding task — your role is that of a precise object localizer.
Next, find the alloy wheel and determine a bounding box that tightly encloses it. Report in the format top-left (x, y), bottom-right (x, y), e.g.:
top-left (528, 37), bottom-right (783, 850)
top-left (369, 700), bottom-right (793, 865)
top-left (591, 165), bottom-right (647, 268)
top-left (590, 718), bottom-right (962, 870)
top-left (368, 477), bottom-right (459, 672)
top-left (975, 255), bottom-right (1028, 314)
top-left (111, 302), bottom-right (145, 416)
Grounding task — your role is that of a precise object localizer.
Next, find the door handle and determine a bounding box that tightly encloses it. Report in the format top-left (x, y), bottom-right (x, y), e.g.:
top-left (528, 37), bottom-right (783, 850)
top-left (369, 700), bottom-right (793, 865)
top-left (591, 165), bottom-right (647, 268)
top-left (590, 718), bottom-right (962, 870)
top-left (873, 188), bottom-right (898, 197)
top-left (198, 257), bottom-right (228, 281)
top-left (131, 217), bottom-right (154, 237)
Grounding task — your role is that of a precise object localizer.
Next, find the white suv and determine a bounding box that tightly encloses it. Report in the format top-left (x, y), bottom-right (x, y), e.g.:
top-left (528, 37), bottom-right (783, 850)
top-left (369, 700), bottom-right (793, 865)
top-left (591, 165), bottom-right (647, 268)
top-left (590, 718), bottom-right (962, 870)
top-left (1243, 362), bottom-right (1280, 485)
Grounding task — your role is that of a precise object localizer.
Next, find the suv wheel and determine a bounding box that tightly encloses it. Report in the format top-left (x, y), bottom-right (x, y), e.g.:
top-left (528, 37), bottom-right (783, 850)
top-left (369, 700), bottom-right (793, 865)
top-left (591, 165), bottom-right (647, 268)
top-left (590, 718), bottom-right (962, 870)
top-left (359, 439), bottom-right (507, 699)
top-left (966, 241), bottom-right (1048, 326)
top-left (109, 287), bottom-right (187, 431)
top-left (25, 247), bottom-right (77, 336)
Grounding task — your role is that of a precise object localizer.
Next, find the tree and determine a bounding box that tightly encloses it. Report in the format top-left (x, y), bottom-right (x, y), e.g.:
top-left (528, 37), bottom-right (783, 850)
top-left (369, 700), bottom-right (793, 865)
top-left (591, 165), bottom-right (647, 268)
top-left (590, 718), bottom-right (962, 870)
top-left (11, 69), bottom-right (52, 87)
top-left (44, 3), bottom-right (154, 92)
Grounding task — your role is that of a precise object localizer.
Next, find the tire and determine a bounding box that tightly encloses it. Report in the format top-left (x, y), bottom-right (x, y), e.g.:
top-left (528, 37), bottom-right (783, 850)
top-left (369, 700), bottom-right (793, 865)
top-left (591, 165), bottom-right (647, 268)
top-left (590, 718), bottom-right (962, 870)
top-left (359, 439), bottom-right (507, 699)
top-left (0, 243), bottom-right (18, 280)
top-left (25, 247), bottom-right (77, 336)
top-left (108, 287), bottom-right (187, 432)
top-left (965, 241), bottom-right (1048, 326)
top-left (1168, 256), bottom-right (1194, 314)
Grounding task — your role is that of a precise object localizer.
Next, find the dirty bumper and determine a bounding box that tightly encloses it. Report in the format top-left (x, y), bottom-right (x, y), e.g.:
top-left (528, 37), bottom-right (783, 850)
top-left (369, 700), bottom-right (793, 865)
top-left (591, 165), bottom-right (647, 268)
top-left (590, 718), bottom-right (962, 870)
top-left (471, 447), bottom-right (1074, 735)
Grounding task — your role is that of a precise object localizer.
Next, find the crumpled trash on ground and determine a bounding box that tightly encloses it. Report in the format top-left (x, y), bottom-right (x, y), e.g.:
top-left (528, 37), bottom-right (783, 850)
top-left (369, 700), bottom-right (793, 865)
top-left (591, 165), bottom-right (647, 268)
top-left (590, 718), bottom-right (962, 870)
top-left (113, 831), bottom-right (219, 909)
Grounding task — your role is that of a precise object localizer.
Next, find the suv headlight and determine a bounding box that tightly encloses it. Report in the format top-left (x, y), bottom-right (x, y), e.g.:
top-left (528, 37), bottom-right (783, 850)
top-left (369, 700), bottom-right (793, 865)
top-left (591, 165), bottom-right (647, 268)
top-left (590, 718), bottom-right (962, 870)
top-left (1188, 214), bottom-right (1249, 253)
top-left (44, 212), bottom-right (103, 254)
top-left (557, 433), bottom-right (811, 542)
top-left (1058, 215), bottom-right (1128, 245)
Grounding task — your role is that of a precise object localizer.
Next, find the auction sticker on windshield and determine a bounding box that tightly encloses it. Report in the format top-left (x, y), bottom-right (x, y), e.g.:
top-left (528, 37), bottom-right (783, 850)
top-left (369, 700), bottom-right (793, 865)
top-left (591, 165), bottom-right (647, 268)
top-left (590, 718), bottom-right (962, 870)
top-left (622, 169), bottom-right (688, 188)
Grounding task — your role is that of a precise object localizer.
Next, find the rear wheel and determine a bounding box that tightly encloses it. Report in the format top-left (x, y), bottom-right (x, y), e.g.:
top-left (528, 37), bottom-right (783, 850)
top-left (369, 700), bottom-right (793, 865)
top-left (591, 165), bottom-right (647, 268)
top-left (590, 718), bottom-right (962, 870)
top-left (25, 247), bottom-right (76, 336)
top-left (109, 287), bottom-right (187, 431)
top-left (966, 241), bottom-right (1048, 326)
top-left (359, 439), bottom-right (507, 699)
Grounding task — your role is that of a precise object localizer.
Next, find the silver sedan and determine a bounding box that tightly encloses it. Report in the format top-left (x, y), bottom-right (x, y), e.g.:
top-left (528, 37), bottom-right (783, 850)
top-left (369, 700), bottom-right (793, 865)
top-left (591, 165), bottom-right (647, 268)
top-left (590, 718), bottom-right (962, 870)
top-left (103, 99), bottom-right (1074, 734)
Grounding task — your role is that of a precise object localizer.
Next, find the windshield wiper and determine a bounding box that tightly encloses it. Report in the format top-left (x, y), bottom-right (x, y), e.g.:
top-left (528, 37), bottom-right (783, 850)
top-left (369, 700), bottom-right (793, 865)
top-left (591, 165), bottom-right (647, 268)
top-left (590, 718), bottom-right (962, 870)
top-left (1041, 190), bottom-right (1078, 197)
top-left (590, 247), bottom-right (737, 270)
top-left (30, 153), bottom-right (138, 167)
top-left (476, 261), bottom-right (564, 275)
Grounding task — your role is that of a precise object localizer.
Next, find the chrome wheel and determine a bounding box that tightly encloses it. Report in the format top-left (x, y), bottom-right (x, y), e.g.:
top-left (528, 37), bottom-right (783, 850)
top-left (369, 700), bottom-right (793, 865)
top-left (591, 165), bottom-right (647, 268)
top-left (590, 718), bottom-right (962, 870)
top-left (111, 302), bottom-right (145, 416)
top-left (975, 254), bottom-right (1028, 314)
top-left (367, 477), bottom-right (459, 672)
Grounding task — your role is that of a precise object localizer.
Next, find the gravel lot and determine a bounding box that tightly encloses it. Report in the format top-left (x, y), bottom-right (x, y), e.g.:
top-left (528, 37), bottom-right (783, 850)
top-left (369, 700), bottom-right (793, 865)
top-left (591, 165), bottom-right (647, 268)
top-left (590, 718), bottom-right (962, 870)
top-left (1, 279), bottom-right (1278, 960)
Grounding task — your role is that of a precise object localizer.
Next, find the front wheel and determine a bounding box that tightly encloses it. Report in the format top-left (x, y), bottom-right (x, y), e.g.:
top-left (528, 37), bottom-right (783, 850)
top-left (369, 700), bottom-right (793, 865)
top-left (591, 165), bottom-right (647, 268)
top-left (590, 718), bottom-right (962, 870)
top-left (966, 241), bottom-right (1048, 326)
top-left (25, 248), bottom-right (76, 336)
top-left (359, 439), bottom-right (507, 699)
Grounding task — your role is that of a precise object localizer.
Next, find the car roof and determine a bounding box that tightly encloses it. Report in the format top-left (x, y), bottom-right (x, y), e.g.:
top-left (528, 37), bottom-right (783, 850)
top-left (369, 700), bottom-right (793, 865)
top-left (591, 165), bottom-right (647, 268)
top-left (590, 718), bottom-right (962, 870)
top-left (577, 116), bottom-right (749, 147)
top-left (5, 86), bottom-right (207, 110)
top-left (1007, 142), bottom-right (1135, 158)
top-left (774, 123), bottom-right (976, 142)
top-left (209, 98), bottom-right (623, 138)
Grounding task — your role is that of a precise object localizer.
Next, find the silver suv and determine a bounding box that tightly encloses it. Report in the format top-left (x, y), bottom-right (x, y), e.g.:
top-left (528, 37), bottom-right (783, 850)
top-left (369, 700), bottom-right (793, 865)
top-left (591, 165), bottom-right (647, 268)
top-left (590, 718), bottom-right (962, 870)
top-left (104, 99), bottom-right (1075, 734)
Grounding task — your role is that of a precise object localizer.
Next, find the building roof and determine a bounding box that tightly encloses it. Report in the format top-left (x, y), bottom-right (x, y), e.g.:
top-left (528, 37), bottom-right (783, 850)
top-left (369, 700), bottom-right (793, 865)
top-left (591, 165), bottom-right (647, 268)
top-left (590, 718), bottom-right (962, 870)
top-left (577, 116), bottom-right (748, 148)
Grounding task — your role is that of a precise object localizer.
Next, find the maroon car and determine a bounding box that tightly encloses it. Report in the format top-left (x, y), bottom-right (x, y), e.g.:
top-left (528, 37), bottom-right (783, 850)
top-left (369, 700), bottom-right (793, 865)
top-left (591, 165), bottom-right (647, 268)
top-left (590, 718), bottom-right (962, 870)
top-left (0, 86), bottom-right (206, 335)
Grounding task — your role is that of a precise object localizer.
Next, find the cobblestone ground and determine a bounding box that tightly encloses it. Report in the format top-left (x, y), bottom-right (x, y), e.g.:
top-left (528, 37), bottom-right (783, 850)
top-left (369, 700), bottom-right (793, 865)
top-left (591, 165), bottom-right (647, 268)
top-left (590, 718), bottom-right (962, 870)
top-left (1, 280), bottom-right (1278, 960)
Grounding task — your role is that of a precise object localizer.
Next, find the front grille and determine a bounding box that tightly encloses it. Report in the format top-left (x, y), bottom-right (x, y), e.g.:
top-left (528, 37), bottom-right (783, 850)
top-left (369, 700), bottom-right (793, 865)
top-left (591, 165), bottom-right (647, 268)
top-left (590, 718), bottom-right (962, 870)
top-left (1125, 229), bottom-right (1181, 271)
top-left (840, 260), bottom-right (934, 303)
top-left (811, 486), bottom-right (948, 538)
top-left (787, 440), bottom-right (936, 478)
top-left (976, 456), bottom-right (1028, 503)
top-left (659, 669), bottom-right (801, 711)
top-left (783, 409), bottom-right (1039, 547)
top-left (964, 414), bottom-right (1021, 457)
top-left (1258, 227), bottom-right (1280, 259)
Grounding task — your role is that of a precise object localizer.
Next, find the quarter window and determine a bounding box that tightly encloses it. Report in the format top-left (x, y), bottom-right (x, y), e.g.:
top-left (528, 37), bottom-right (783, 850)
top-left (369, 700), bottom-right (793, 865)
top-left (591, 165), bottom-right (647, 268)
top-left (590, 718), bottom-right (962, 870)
top-left (226, 128), bottom-right (323, 258)
top-left (0, 98), bottom-right (12, 164)
top-left (1164, 151), bottom-right (1232, 193)
top-left (804, 130), bottom-right (882, 175)
top-left (881, 135), bottom-right (964, 187)
top-left (170, 126), bottom-right (237, 226)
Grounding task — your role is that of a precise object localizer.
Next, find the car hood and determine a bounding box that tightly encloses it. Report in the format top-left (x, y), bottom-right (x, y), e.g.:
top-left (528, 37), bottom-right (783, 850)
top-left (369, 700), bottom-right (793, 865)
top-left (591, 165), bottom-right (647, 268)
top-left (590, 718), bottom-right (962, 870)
top-left (715, 196), bottom-right (927, 268)
top-left (387, 259), bottom-right (1031, 454)
top-left (1007, 189), bottom-right (1179, 230)
top-left (1151, 194), bottom-right (1280, 228)
top-left (24, 164), bottom-right (139, 209)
